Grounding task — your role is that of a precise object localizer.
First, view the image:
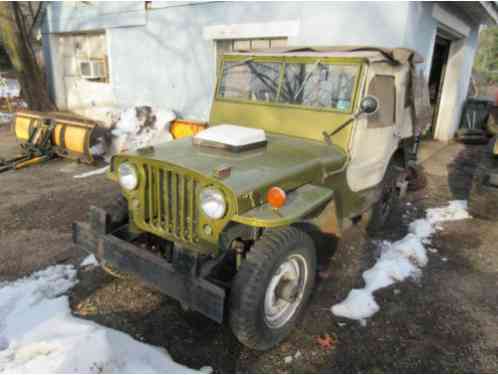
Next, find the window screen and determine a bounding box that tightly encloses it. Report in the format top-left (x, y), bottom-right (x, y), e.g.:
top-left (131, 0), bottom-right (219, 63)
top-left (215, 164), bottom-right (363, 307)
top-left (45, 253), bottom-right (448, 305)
top-left (279, 63), bottom-right (358, 111)
top-left (368, 75), bottom-right (396, 128)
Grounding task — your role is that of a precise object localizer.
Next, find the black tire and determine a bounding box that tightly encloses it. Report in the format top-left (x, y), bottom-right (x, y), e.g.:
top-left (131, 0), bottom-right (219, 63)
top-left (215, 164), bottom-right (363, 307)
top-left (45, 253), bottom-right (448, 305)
top-left (455, 128), bottom-right (489, 145)
top-left (468, 153), bottom-right (498, 220)
top-left (366, 161), bottom-right (404, 235)
top-left (229, 227), bottom-right (316, 350)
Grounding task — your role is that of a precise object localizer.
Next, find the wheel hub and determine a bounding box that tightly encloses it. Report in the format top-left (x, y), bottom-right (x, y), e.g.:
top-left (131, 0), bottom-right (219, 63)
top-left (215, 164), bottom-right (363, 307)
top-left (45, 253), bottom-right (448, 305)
top-left (263, 254), bottom-right (308, 329)
top-left (275, 279), bottom-right (299, 302)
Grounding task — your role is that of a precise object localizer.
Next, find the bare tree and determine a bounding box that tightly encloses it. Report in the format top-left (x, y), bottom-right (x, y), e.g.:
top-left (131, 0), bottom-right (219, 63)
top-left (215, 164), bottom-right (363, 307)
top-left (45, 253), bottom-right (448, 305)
top-left (0, 2), bottom-right (55, 111)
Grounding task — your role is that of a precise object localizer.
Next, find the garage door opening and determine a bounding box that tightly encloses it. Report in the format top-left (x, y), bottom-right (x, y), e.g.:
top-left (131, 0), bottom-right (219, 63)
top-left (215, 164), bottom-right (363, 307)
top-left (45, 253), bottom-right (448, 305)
top-left (427, 34), bottom-right (451, 138)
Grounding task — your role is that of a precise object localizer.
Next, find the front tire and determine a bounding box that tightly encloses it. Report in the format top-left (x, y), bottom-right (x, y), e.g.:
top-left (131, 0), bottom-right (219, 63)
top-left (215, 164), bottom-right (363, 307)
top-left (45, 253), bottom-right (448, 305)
top-left (229, 227), bottom-right (316, 350)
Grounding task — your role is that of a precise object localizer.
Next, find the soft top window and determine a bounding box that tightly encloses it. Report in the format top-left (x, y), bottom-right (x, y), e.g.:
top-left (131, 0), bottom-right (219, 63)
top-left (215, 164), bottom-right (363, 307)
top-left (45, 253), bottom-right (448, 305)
top-left (218, 58), bottom-right (360, 112)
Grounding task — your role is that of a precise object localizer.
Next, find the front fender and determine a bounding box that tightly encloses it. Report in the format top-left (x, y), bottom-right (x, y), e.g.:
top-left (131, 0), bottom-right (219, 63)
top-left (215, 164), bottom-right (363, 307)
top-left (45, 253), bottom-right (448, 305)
top-left (232, 184), bottom-right (334, 228)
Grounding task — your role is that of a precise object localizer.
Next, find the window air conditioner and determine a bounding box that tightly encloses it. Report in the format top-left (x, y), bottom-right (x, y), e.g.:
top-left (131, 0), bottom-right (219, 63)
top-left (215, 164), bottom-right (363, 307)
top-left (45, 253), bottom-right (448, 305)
top-left (79, 60), bottom-right (105, 80)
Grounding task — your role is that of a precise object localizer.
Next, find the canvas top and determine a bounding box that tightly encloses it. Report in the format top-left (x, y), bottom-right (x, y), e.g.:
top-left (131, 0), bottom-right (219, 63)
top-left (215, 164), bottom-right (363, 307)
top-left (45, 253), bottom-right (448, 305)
top-left (226, 46), bottom-right (424, 65)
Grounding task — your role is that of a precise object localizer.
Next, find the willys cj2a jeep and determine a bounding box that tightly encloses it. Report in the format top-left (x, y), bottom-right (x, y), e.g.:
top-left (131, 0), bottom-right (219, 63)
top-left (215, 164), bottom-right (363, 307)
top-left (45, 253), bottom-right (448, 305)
top-left (74, 47), bottom-right (427, 350)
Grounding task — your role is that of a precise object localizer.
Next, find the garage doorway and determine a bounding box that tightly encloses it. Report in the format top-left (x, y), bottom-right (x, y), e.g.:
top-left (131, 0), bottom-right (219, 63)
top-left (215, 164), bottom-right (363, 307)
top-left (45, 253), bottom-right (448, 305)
top-left (427, 34), bottom-right (451, 138)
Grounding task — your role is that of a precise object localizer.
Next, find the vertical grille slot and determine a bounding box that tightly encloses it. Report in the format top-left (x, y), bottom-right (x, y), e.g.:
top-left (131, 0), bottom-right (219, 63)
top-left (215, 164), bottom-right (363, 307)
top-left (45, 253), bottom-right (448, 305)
top-left (142, 164), bottom-right (198, 243)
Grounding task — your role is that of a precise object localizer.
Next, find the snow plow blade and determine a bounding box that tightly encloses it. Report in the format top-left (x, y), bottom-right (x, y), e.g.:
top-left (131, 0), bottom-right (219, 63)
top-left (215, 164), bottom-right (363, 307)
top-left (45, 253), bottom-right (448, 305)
top-left (14, 110), bottom-right (99, 164)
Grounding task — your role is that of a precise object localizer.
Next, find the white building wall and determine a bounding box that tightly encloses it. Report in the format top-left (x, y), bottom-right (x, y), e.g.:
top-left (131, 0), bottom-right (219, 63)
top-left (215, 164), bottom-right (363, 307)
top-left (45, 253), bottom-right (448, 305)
top-left (43, 1), bottom-right (483, 139)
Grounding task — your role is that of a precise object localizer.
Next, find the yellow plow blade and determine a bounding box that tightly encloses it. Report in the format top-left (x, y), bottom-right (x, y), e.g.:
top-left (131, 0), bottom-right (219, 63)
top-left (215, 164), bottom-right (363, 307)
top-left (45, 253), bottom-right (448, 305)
top-left (13, 111), bottom-right (99, 164)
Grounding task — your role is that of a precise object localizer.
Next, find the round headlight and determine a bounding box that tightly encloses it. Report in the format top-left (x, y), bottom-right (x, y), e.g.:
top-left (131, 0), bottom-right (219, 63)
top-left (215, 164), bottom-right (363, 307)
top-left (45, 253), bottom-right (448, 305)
top-left (118, 162), bottom-right (138, 191)
top-left (200, 187), bottom-right (226, 219)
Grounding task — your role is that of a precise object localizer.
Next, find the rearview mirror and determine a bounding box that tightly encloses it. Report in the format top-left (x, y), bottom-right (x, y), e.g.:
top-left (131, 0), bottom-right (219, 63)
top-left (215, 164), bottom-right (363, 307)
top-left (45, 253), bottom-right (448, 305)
top-left (359, 96), bottom-right (379, 115)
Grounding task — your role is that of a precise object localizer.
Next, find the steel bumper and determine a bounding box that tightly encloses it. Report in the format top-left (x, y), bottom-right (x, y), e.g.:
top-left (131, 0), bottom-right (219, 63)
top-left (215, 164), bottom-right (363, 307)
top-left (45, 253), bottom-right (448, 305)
top-left (72, 207), bottom-right (225, 323)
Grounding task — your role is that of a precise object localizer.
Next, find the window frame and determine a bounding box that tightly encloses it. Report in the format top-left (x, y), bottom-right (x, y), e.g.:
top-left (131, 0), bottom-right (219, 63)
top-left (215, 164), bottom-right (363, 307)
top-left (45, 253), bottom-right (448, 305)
top-left (216, 54), bottom-right (364, 114)
top-left (367, 74), bottom-right (397, 128)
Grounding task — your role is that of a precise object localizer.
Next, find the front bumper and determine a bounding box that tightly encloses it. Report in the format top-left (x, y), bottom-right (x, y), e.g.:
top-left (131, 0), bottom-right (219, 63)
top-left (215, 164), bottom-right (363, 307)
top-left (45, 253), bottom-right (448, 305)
top-left (72, 206), bottom-right (225, 323)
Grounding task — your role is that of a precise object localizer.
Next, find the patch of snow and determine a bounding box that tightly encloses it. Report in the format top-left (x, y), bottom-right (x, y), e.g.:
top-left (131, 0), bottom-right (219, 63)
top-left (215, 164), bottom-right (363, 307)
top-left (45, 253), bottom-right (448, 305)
top-left (103, 106), bottom-right (175, 160)
top-left (409, 218), bottom-right (435, 239)
top-left (73, 166), bottom-right (109, 179)
top-left (80, 254), bottom-right (99, 267)
top-left (332, 289), bottom-right (379, 321)
top-left (426, 200), bottom-right (471, 224)
top-left (284, 356), bottom-right (293, 364)
top-left (0, 265), bottom-right (207, 373)
top-left (331, 200), bottom-right (470, 323)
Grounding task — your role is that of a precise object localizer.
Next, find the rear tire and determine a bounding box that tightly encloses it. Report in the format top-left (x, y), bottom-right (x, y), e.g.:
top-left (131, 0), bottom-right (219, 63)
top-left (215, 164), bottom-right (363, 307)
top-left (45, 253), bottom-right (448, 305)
top-left (229, 227), bottom-right (316, 350)
top-left (367, 161), bottom-right (404, 235)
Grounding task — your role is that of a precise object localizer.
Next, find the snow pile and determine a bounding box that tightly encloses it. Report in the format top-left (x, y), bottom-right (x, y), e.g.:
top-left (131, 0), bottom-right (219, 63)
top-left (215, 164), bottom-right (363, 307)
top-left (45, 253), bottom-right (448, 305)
top-left (331, 200), bottom-right (471, 324)
top-left (92, 106), bottom-right (176, 161)
top-left (80, 254), bottom-right (99, 267)
top-left (0, 265), bottom-right (207, 373)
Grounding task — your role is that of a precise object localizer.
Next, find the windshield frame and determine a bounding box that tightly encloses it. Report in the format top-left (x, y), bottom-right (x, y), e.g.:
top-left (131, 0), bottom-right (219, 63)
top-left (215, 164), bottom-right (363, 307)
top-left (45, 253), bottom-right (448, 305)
top-left (215, 54), bottom-right (365, 114)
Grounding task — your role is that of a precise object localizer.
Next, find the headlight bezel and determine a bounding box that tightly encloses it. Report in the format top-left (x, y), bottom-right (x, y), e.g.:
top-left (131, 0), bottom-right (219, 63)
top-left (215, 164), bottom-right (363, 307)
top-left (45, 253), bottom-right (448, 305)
top-left (200, 186), bottom-right (227, 220)
top-left (118, 162), bottom-right (139, 191)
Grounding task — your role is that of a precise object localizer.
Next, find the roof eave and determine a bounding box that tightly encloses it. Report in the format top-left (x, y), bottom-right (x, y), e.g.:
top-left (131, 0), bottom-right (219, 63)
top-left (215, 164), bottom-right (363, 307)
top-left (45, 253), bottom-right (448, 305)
top-left (479, 1), bottom-right (498, 25)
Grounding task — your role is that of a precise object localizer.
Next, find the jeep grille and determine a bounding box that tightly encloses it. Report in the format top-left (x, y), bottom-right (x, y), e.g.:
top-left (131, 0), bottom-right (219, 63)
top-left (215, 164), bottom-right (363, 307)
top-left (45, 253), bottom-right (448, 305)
top-left (139, 164), bottom-right (200, 243)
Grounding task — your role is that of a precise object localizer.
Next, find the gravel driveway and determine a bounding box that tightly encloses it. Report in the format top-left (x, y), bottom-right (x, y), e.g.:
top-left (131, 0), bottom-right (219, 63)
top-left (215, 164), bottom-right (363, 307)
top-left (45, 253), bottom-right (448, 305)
top-left (1, 124), bottom-right (496, 373)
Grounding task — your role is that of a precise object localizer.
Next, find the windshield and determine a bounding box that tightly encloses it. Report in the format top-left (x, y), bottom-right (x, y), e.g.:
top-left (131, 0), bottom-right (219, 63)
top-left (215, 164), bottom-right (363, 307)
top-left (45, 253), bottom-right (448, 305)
top-left (218, 58), bottom-right (360, 112)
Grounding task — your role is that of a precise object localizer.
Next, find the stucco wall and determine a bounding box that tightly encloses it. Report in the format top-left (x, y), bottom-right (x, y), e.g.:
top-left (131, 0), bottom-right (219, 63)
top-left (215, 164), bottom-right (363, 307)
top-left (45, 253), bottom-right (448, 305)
top-left (43, 1), bottom-right (481, 139)
top-left (43, 1), bottom-right (412, 121)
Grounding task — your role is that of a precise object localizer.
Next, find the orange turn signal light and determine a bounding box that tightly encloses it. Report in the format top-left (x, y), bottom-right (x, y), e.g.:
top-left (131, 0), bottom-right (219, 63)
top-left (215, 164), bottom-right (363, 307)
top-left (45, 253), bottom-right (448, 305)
top-left (170, 120), bottom-right (208, 139)
top-left (267, 186), bottom-right (287, 209)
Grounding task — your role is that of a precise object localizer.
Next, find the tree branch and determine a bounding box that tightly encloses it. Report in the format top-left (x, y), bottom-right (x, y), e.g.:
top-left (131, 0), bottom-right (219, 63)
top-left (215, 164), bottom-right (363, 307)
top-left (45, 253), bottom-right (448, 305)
top-left (29, 3), bottom-right (43, 40)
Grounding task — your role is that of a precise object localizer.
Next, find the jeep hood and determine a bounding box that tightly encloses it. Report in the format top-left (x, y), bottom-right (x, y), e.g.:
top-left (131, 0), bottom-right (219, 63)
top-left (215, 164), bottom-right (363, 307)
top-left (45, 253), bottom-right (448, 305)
top-left (124, 132), bottom-right (347, 195)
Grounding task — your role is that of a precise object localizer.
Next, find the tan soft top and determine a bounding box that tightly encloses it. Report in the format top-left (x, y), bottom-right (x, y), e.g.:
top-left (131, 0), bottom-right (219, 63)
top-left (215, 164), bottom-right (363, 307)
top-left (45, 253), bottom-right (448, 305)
top-left (228, 46), bottom-right (424, 65)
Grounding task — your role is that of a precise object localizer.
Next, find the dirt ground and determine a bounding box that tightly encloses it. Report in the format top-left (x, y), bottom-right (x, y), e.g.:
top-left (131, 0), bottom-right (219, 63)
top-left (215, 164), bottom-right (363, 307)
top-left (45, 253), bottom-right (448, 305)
top-left (0, 123), bottom-right (497, 373)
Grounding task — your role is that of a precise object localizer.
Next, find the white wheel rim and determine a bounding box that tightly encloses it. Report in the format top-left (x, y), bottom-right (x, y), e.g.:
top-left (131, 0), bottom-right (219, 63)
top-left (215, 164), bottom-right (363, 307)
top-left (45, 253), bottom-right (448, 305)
top-left (264, 254), bottom-right (308, 329)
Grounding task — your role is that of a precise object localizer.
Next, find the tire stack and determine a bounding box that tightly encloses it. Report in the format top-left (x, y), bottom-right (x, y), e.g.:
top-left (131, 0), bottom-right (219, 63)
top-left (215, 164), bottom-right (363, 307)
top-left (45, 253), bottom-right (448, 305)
top-left (455, 97), bottom-right (494, 144)
top-left (468, 136), bottom-right (498, 220)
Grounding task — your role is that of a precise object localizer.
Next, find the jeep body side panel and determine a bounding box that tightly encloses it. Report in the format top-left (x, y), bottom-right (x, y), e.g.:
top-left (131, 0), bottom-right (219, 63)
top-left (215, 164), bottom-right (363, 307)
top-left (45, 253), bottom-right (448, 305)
top-left (347, 61), bottom-right (415, 192)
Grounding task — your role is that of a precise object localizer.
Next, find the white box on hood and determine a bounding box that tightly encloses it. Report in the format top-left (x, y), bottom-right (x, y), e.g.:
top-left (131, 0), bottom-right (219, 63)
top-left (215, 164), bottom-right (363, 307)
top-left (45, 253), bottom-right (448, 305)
top-left (194, 124), bottom-right (266, 147)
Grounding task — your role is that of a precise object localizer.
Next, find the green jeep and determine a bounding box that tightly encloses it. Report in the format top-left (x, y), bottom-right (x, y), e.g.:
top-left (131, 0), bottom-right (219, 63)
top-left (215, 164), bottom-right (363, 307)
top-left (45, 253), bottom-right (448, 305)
top-left (73, 47), bottom-right (424, 350)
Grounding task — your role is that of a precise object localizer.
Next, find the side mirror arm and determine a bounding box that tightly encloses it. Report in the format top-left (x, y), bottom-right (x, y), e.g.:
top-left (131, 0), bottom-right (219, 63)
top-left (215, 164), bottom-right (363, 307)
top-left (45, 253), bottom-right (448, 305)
top-left (322, 112), bottom-right (360, 145)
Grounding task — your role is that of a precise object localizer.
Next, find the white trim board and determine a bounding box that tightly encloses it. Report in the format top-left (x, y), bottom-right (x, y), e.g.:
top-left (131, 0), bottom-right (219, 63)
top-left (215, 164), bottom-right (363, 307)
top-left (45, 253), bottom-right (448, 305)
top-left (203, 20), bottom-right (300, 40)
top-left (432, 4), bottom-right (471, 38)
